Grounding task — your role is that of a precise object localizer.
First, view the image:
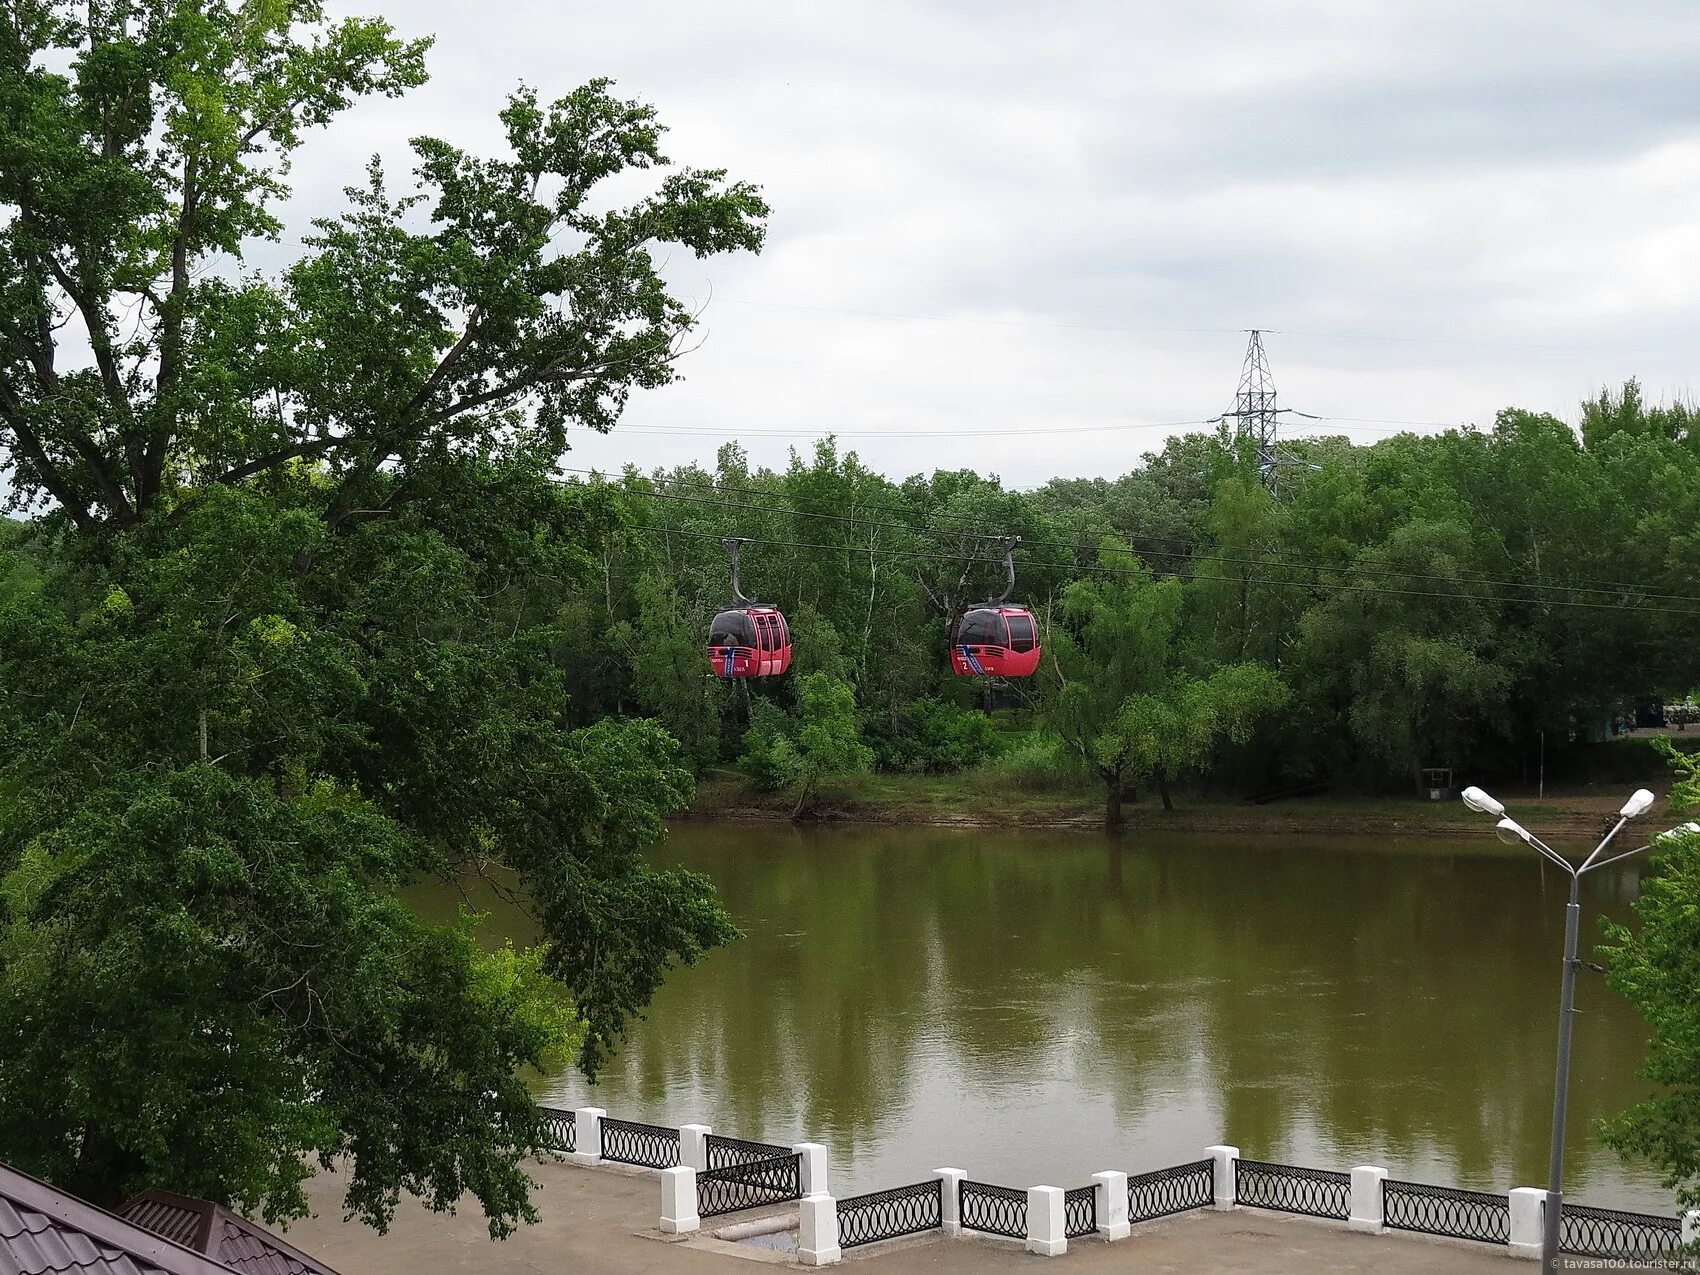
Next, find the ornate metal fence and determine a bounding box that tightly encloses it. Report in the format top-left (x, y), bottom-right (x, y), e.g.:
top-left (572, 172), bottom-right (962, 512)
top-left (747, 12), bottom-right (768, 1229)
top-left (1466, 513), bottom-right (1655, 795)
top-left (959, 1180), bottom-right (1028, 1239)
top-left (705, 1133), bottom-right (790, 1171)
top-left (1233, 1159), bottom-right (1350, 1220)
top-left (599, 1117), bottom-right (679, 1169)
top-left (1383, 1180), bottom-right (1508, 1245)
top-left (698, 1152), bottom-right (804, 1219)
top-left (1127, 1159), bottom-right (1215, 1224)
top-left (537, 1106), bottom-right (575, 1155)
top-left (1556, 1202), bottom-right (1683, 1264)
top-left (1063, 1185), bottom-right (1097, 1238)
top-left (836, 1180), bottom-right (943, 1248)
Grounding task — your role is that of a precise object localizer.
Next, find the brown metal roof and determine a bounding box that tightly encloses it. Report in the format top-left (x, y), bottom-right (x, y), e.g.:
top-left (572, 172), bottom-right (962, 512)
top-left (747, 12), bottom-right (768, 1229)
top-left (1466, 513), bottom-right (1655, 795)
top-left (119, 1194), bottom-right (338, 1275)
top-left (0, 1163), bottom-right (232, 1275)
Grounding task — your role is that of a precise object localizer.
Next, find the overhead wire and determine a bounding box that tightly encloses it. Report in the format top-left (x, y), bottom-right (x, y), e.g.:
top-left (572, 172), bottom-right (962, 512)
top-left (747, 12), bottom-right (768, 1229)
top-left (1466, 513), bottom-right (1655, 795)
top-left (627, 522), bottom-right (1700, 618)
top-left (687, 294), bottom-right (1693, 359)
top-left (559, 468), bottom-right (1700, 607)
top-left (606, 415), bottom-right (1456, 438)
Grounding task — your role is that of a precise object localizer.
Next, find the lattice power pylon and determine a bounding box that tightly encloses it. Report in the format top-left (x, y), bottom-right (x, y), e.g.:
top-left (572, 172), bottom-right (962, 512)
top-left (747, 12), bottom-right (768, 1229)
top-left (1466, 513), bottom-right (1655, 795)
top-left (1224, 330), bottom-right (1280, 489)
top-left (1218, 330), bottom-right (1316, 495)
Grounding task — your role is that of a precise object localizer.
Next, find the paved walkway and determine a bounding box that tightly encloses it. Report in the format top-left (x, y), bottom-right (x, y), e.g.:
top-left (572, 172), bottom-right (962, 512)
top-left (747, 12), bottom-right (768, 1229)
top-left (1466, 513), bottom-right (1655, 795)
top-left (279, 1158), bottom-right (1594, 1274)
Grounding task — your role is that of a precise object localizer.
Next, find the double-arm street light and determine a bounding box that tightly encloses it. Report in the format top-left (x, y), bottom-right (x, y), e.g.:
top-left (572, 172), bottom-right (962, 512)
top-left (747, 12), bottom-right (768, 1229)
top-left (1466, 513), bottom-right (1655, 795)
top-left (1460, 784), bottom-right (1696, 1271)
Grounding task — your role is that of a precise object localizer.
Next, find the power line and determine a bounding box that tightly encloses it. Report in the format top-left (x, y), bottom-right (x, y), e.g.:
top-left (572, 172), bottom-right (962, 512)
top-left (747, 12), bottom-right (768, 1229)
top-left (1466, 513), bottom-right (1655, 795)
top-left (562, 469), bottom-right (1700, 606)
top-left (606, 415), bottom-right (1461, 439)
top-left (689, 295), bottom-right (1692, 358)
top-left (629, 523), bottom-right (1700, 618)
top-left (612, 417), bottom-right (1214, 438)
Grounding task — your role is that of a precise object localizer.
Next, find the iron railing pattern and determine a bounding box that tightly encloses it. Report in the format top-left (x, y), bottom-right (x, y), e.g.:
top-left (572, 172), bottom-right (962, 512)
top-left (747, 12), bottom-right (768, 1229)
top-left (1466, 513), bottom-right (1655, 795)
top-left (1127, 1159), bottom-right (1215, 1224)
top-left (705, 1133), bottom-right (790, 1171)
top-left (599, 1117), bottom-right (679, 1169)
top-left (1383, 1180), bottom-right (1508, 1245)
top-left (1063, 1185), bottom-right (1097, 1238)
top-left (537, 1106), bottom-right (576, 1155)
top-left (698, 1152), bottom-right (803, 1218)
top-left (1234, 1158), bottom-right (1350, 1220)
top-left (1556, 1202), bottom-right (1683, 1264)
top-left (836, 1180), bottom-right (943, 1248)
top-left (959, 1180), bottom-right (1027, 1240)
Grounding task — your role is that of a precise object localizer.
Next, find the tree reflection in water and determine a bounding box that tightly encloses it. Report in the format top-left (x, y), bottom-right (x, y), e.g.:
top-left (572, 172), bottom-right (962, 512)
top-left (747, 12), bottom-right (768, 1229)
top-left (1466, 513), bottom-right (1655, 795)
top-left (410, 825), bottom-right (1670, 1211)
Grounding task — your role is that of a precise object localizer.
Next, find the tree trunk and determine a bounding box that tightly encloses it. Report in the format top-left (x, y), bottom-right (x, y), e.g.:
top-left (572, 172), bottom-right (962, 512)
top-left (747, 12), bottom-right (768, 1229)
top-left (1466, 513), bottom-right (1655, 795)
top-left (71, 1125), bottom-right (143, 1211)
top-left (791, 780), bottom-right (815, 822)
top-left (1155, 765), bottom-right (1174, 811)
top-left (1103, 773), bottom-right (1124, 828)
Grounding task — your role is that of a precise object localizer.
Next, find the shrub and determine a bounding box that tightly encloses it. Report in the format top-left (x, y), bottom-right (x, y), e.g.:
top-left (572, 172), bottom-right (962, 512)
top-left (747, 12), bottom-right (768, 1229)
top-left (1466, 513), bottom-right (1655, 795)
top-left (965, 732), bottom-right (1079, 794)
top-left (738, 699), bottom-right (801, 791)
top-left (876, 697), bottom-right (1004, 774)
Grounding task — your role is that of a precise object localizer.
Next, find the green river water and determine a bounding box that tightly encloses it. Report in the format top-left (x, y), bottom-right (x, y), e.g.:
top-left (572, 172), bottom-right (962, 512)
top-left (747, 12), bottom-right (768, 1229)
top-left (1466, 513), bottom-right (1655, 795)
top-left (410, 823), bottom-right (1675, 1211)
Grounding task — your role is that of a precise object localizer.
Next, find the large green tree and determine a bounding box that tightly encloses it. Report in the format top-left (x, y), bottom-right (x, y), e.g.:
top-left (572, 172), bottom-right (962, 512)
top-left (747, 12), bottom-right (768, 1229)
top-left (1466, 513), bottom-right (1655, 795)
top-left (0, 0), bottom-right (762, 1235)
top-left (1601, 742), bottom-right (1700, 1216)
top-left (1046, 539), bottom-right (1286, 825)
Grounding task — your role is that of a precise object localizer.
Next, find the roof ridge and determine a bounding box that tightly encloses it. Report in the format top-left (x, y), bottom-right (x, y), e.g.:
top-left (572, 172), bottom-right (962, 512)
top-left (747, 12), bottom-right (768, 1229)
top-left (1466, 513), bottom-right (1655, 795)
top-left (127, 1185), bottom-right (341, 1275)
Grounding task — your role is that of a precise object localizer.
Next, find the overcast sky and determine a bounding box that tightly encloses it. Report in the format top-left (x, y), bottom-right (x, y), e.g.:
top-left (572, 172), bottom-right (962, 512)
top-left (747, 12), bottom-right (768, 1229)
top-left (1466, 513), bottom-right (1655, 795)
top-left (291, 1), bottom-right (1700, 487)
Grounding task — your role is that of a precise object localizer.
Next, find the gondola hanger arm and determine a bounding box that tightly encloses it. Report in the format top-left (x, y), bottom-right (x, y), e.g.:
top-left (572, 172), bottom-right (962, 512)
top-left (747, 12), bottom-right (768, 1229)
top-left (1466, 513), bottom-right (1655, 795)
top-left (991, 535), bottom-right (1020, 604)
top-left (723, 536), bottom-right (752, 605)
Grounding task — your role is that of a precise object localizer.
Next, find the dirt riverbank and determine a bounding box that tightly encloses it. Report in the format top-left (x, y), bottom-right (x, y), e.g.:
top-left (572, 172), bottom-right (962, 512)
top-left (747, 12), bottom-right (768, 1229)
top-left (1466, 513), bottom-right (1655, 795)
top-left (685, 775), bottom-right (1652, 840)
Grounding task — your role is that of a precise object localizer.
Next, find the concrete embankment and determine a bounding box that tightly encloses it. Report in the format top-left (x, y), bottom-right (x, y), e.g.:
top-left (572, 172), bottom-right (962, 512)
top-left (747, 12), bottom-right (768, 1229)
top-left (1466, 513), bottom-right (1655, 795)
top-left (287, 1156), bottom-right (1541, 1274)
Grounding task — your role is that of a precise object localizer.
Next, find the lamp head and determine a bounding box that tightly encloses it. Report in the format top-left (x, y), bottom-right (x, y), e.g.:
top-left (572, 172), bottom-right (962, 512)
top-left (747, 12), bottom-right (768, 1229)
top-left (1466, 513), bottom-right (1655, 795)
top-left (1654, 820), bottom-right (1700, 843)
top-left (1461, 786), bottom-right (1505, 817)
top-left (1495, 817), bottom-right (1532, 846)
top-left (1620, 789), bottom-right (1656, 819)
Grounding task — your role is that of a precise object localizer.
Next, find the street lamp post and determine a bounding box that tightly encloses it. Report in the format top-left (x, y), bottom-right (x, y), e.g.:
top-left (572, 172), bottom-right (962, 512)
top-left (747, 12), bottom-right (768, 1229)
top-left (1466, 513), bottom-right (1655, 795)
top-left (1459, 785), bottom-right (1690, 1272)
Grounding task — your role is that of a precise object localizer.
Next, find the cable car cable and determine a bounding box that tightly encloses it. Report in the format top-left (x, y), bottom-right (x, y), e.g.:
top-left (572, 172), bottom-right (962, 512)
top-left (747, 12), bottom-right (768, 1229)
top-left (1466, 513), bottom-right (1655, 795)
top-left (631, 524), bottom-right (1700, 618)
top-left (584, 479), bottom-right (1700, 607)
top-left (559, 467), bottom-right (1700, 601)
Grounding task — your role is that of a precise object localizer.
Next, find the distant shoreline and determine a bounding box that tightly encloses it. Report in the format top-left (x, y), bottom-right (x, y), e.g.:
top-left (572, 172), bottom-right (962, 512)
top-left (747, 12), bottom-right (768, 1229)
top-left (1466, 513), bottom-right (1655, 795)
top-left (683, 774), bottom-right (1630, 839)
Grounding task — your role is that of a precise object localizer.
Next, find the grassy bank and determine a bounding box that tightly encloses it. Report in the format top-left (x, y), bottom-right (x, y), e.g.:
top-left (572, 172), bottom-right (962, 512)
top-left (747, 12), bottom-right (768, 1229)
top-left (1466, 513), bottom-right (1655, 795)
top-left (687, 735), bottom-right (1698, 838)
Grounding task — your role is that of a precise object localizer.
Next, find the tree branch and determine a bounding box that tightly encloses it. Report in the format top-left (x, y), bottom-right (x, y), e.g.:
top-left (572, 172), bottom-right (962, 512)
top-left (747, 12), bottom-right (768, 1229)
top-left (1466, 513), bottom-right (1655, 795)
top-left (0, 381), bottom-right (98, 532)
top-left (11, 197), bottom-right (140, 523)
top-left (210, 434), bottom-right (351, 486)
top-left (395, 308), bottom-right (484, 423)
top-left (140, 153), bottom-right (201, 511)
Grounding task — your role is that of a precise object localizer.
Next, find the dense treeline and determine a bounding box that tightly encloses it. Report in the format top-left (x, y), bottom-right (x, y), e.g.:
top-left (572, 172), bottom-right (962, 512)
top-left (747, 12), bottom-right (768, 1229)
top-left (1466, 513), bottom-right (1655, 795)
top-left (560, 383), bottom-right (1700, 817)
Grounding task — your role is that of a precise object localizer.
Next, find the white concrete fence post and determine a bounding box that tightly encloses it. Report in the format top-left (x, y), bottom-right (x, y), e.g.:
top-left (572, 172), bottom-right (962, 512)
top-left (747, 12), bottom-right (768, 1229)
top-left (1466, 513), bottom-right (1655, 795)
top-left (679, 1124), bottom-right (711, 1172)
top-left (934, 1168), bottom-right (965, 1236)
top-left (659, 1166), bottom-right (699, 1235)
top-left (1681, 1209), bottom-right (1699, 1273)
top-left (798, 1194), bottom-right (842, 1266)
top-left (1204, 1145), bottom-right (1239, 1211)
top-left (1026, 1186), bottom-right (1066, 1257)
top-left (1092, 1170), bottom-right (1129, 1240)
top-left (1349, 1166), bottom-right (1388, 1233)
top-left (571, 1106), bottom-right (605, 1167)
top-left (1508, 1187), bottom-right (1547, 1259)
top-left (792, 1143), bottom-right (829, 1197)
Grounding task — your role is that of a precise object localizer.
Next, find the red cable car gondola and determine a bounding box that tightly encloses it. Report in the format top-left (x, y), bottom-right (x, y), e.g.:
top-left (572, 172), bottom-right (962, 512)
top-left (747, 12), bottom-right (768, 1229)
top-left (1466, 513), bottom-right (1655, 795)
top-left (950, 536), bottom-right (1041, 678)
top-left (709, 537), bottom-right (793, 678)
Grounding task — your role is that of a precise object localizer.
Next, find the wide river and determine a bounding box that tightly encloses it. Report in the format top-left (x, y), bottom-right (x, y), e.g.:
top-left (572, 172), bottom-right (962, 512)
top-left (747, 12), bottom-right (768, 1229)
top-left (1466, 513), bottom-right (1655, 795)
top-left (414, 823), bottom-right (1675, 1212)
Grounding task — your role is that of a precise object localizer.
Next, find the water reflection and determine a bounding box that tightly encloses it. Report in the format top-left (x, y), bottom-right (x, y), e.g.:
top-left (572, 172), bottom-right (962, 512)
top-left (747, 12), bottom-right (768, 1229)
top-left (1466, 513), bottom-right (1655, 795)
top-left (411, 825), bottom-right (1671, 1210)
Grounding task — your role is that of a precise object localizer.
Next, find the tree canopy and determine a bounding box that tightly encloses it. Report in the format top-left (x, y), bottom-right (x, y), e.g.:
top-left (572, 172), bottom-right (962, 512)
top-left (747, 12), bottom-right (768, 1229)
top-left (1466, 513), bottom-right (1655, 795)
top-left (0, 0), bottom-right (761, 1236)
